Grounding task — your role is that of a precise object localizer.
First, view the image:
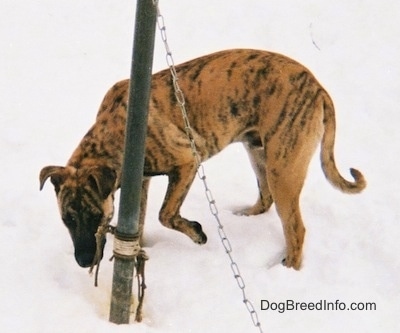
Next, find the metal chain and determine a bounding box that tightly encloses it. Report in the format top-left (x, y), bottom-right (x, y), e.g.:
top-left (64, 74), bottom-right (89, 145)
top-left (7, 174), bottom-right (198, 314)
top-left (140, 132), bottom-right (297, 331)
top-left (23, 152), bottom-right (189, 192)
top-left (153, 2), bottom-right (264, 332)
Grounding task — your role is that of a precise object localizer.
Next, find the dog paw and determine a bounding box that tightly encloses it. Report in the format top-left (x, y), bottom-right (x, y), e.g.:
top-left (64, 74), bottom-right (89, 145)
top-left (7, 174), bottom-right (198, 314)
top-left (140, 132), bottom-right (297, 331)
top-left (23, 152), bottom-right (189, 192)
top-left (168, 216), bottom-right (208, 245)
top-left (234, 204), bottom-right (266, 216)
top-left (281, 256), bottom-right (302, 270)
top-left (190, 221), bottom-right (208, 244)
top-left (266, 250), bottom-right (286, 269)
top-left (266, 249), bottom-right (302, 270)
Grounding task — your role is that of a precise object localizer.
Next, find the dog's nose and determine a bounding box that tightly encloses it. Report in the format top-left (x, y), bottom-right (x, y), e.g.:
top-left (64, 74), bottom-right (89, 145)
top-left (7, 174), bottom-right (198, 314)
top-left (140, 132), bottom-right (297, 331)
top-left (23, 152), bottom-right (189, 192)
top-left (75, 253), bottom-right (94, 268)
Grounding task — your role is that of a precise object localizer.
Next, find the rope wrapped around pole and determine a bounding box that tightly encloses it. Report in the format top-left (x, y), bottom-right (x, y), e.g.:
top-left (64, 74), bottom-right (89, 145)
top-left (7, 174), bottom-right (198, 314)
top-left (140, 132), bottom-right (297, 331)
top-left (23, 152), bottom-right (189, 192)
top-left (113, 232), bottom-right (141, 260)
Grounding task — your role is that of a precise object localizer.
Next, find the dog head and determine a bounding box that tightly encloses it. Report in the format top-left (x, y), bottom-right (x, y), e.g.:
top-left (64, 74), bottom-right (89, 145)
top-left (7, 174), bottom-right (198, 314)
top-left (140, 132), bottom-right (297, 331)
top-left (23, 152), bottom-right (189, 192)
top-left (40, 165), bottom-right (117, 267)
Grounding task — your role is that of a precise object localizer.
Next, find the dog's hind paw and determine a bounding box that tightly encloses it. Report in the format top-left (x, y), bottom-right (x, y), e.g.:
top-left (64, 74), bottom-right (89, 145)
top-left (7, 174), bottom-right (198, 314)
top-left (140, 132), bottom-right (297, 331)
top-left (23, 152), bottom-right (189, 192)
top-left (234, 203), bottom-right (267, 216)
top-left (281, 255), bottom-right (302, 270)
top-left (265, 251), bottom-right (286, 269)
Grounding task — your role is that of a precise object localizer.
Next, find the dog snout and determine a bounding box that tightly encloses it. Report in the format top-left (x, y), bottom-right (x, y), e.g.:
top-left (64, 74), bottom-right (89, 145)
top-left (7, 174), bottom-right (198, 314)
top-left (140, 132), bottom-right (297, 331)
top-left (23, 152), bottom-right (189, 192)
top-left (75, 252), bottom-right (95, 268)
top-left (74, 237), bottom-right (106, 268)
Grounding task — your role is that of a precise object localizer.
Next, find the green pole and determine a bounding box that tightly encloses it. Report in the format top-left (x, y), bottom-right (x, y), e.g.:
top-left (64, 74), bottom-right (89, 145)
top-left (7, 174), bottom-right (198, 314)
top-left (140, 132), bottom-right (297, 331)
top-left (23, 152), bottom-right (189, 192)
top-left (109, 0), bottom-right (157, 324)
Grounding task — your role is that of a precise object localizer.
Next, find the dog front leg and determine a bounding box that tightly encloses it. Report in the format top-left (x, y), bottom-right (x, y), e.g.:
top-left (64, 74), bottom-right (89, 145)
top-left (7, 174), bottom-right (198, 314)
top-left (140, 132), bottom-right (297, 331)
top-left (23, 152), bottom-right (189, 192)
top-left (159, 163), bottom-right (207, 244)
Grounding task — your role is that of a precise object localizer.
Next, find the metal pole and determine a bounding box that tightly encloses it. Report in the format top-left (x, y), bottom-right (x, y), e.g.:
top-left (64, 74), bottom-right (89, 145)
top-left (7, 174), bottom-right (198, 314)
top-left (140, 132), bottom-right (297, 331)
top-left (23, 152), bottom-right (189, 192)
top-left (109, 0), bottom-right (157, 324)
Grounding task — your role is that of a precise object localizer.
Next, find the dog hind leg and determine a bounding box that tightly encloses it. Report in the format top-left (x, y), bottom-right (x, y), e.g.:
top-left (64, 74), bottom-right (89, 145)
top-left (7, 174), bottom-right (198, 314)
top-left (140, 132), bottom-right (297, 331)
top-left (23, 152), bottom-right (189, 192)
top-left (237, 142), bottom-right (273, 216)
top-left (265, 126), bottom-right (321, 270)
top-left (266, 160), bottom-right (308, 270)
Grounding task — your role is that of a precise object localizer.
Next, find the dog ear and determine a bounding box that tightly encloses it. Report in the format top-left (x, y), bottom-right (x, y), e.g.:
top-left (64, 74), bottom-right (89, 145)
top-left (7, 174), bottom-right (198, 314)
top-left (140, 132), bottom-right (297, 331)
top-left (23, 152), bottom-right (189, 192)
top-left (87, 166), bottom-right (117, 199)
top-left (39, 166), bottom-right (68, 192)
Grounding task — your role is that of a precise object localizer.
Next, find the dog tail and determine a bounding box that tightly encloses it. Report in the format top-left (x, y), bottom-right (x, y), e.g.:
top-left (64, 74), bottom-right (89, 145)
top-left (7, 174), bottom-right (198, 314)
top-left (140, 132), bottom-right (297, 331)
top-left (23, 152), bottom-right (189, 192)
top-left (320, 92), bottom-right (366, 194)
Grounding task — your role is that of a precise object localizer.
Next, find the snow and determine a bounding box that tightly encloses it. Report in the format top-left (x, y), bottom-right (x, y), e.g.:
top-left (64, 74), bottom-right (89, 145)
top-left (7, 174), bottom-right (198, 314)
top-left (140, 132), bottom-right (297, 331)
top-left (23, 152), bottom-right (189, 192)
top-left (1, 0), bottom-right (399, 332)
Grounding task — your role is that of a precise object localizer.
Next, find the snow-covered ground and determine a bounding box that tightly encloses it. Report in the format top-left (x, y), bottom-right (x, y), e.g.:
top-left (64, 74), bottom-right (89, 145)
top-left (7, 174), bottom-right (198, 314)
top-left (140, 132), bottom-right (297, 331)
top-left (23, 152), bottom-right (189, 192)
top-left (1, 0), bottom-right (399, 332)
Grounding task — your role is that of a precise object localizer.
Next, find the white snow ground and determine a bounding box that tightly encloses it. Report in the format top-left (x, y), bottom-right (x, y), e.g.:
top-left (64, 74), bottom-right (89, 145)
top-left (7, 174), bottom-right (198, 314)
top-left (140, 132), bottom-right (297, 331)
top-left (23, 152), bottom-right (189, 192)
top-left (1, 0), bottom-right (399, 332)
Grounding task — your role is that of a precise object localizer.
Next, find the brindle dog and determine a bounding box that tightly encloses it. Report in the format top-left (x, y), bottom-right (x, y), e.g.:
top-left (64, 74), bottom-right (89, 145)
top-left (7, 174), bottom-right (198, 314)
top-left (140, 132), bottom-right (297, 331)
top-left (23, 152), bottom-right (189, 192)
top-left (40, 49), bottom-right (366, 270)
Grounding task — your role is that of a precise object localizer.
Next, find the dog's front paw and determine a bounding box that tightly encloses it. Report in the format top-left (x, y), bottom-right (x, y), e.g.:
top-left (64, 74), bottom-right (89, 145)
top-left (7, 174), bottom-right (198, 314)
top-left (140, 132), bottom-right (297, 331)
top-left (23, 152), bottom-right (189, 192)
top-left (189, 221), bottom-right (208, 244)
top-left (170, 217), bottom-right (207, 245)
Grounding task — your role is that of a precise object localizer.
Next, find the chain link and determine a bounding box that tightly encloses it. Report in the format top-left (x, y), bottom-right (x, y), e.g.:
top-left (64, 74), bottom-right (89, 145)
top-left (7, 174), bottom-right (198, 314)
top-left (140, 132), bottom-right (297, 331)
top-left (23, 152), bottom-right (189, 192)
top-left (154, 2), bottom-right (264, 332)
